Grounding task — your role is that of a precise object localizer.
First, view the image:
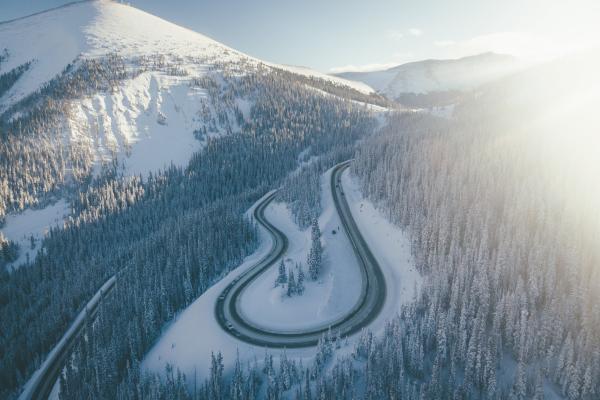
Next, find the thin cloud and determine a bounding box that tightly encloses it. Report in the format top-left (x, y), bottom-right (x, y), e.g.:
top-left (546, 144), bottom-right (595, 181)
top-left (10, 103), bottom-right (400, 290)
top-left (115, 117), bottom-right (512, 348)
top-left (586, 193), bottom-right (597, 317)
top-left (408, 28), bottom-right (423, 36)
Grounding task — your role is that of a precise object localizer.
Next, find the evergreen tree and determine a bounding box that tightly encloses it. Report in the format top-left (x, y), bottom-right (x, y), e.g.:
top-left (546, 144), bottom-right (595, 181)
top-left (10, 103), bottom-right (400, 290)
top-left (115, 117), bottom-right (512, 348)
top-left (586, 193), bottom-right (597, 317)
top-left (296, 263), bottom-right (305, 294)
top-left (304, 368), bottom-right (312, 400)
top-left (183, 266), bottom-right (193, 305)
top-left (209, 351), bottom-right (224, 400)
top-left (307, 219), bottom-right (322, 281)
top-left (276, 259), bottom-right (287, 287)
top-left (230, 351), bottom-right (244, 400)
top-left (287, 268), bottom-right (296, 297)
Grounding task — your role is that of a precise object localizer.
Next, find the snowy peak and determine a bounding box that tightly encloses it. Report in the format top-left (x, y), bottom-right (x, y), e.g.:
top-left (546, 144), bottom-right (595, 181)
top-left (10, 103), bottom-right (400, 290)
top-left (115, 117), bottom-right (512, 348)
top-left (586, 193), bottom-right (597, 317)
top-left (0, 0), bottom-right (242, 62)
top-left (0, 0), bottom-right (247, 107)
top-left (0, 0), bottom-right (372, 109)
top-left (336, 52), bottom-right (518, 98)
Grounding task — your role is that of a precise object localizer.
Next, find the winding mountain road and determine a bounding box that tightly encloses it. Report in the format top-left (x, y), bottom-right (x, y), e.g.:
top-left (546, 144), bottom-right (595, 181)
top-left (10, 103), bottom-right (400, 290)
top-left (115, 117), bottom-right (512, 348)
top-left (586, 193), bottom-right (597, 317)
top-left (23, 161), bottom-right (386, 400)
top-left (214, 161), bottom-right (386, 347)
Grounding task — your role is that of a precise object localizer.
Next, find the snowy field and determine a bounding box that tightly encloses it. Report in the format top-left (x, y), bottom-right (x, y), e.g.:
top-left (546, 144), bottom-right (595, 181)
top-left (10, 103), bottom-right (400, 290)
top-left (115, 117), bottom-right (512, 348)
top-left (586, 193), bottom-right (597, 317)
top-left (1, 200), bottom-right (69, 270)
top-left (341, 169), bottom-right (421, 314)
top-left (239, 168), bottom-right (362, 331)
top-left (142, 166), bottom-right (420, 386)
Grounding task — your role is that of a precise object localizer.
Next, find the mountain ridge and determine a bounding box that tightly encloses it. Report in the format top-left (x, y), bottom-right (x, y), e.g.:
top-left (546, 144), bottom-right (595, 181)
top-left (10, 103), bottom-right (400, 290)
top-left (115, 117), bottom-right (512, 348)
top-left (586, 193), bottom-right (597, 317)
top-left (335, 52), bottom-right (518, 98)
top-left (0, 0), bottom-right (372, 110)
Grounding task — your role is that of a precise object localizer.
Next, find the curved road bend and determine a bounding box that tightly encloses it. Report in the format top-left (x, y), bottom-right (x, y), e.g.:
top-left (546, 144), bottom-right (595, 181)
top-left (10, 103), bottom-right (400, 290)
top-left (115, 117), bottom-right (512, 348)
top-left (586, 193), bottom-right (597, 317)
top-left (215, 161), bottom-right (386, 347)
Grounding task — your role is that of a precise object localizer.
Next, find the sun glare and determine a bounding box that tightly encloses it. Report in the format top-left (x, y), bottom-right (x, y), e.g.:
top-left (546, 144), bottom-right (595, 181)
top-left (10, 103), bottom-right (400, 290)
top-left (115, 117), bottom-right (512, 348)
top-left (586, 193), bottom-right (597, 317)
top-left (513, 50), bottom-right (600, 241)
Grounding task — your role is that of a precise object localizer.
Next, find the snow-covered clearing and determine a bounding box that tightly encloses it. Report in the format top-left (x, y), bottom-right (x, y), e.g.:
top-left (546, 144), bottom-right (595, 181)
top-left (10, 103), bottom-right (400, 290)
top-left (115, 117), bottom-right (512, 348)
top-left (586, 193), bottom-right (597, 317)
top-left (1, 200), bottom-right (69, 270)
top-left (239, 169), bottom-right (362, 331)
top-left (142, 165), bottom-right (420, 386)
top-left (142, 191), bottom-right (285, 383)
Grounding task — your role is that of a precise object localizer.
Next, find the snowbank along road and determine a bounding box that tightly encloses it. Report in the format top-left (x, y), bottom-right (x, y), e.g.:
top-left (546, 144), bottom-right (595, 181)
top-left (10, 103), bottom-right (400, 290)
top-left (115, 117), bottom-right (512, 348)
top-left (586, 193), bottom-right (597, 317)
top-left (215, 161), bottom-right (387, 347)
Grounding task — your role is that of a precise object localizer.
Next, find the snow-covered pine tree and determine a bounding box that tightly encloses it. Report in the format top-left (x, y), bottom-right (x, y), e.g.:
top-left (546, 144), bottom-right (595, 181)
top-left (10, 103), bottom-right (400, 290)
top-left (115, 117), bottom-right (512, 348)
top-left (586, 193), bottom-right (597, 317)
top-left (287, 268), bottom-right (296, 297)
top-left (230, 351), bottom-right (244, 400)
top-left (307, 219), bottom-right (322, 280)
top-left (183, 266), bottom-right (193, 305)
top-left (296, 263), bottom-right (305, 294)
top-left (209, 351), bottom-right (224, 400)
top-left (276, 259), bottom-right (287, 287)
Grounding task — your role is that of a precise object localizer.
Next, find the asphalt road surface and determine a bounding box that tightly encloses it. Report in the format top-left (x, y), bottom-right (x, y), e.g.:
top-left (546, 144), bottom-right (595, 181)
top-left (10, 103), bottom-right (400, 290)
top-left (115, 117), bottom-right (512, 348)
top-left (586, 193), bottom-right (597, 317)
top-left (214, 161), bottom-right (386, 347)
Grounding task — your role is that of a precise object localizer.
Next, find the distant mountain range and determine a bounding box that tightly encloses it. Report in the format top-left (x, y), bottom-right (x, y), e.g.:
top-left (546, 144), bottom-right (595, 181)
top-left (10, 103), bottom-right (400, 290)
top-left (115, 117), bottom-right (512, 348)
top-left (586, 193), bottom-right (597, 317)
top-left (335, 52), bottom-right (519, 101)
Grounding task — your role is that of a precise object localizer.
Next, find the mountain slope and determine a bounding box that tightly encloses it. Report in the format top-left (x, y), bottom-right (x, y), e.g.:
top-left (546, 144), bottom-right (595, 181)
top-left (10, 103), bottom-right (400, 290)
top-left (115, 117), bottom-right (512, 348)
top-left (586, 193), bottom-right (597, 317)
top-left (0, 0), bottom-right (372, 109)
top-left (0, 2), bottom-right (382, 397)
top-left (336, 52), bottom-right (518, 99)
top-left (0, 1), bottom-right (236, 110)
top-left (0, 0), bottom-right (380, 223)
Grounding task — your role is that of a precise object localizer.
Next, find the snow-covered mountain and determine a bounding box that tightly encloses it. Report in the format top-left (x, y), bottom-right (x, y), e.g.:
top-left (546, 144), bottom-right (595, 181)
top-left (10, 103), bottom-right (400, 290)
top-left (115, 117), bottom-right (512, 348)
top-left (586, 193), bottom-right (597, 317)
top-left (0, 0), bottom-right (372, 107)
top-left (335, 52), bottom-right (518, 99)
top-left (0, 0), bottom-right (373, 177)
top-left (0, 0), bottom-right (385, 272)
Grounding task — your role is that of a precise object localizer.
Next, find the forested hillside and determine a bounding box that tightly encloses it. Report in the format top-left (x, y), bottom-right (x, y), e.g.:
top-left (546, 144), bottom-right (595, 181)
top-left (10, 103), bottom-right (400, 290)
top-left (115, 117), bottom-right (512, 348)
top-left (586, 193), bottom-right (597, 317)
top-left (0, 60), bottom-right (377, 398)
top-left (327, 58), bottom-right (600, 398)
top-left (118, 58), bottom-right (600, 399)
top-left (347, 108), bottom-right (599, 398)
top-left (3, 2), bottom-right (598, 400)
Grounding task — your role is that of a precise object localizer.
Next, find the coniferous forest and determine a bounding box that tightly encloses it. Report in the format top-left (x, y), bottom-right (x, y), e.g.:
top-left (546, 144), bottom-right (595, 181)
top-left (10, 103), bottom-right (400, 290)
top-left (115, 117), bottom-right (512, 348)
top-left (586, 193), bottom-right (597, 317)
top-left (0, 54), bottom-right (377, 399)
top-left (1, 3), bottom-right (600, 400)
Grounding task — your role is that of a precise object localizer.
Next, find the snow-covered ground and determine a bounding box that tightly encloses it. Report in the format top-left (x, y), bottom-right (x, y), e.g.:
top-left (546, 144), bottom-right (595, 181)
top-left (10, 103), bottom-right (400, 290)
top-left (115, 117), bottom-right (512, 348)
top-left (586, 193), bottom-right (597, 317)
top-left (142, 190), bottom-right (283, 383)
top-left (341, 169), bottom-right (421, 314)
top-left (142, 165), bottom-right (420, 386)
top-left (69, 71), bottom-right (215, 177)
top-left (0, 1), bottom-right (245, 110)
top-left (239, 169), bottom-right (362, 331)
top-left (1, 0), bottom-right (373, 114)
top-left (1, 200), bottom-right (69, 270)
